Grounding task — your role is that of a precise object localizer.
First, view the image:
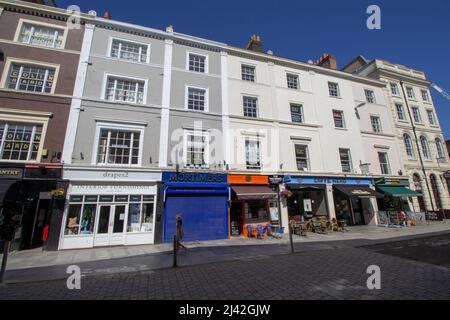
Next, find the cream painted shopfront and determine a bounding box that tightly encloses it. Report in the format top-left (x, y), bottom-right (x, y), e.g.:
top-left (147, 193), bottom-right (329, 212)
top-left (59, 168), bottom-right (160, 250)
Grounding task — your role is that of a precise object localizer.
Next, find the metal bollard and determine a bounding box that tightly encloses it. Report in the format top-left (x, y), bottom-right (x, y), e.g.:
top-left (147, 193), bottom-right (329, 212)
top-left (288, 222), bottom-right (295, 254)
top-left (173, 235), bottom-right (178, 268)
top-left (0, 241), bottom-right (11, 284)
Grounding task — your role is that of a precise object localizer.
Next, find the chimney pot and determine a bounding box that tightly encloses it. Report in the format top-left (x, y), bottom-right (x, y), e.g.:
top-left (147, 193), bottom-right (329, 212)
top-left (315, 53), bottom-right (337, 70)
top-left (166, 25), bottom-right (174, 33)
top-left (246, 34), bottom-right (264, 53)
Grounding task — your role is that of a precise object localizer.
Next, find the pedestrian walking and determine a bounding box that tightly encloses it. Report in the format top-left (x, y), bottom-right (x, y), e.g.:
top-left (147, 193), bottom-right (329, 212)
top-left (176, 213), bottom-right (186, 251)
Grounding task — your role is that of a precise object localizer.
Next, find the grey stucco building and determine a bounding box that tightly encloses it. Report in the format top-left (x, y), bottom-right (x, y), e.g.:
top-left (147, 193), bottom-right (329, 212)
top-left (60, 15), bottom-right (229, 250)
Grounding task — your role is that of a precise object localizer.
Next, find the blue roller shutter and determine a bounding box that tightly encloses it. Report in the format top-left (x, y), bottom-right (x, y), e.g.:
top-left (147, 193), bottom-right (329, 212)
top-left (164, 193), bottom-right (228, 243)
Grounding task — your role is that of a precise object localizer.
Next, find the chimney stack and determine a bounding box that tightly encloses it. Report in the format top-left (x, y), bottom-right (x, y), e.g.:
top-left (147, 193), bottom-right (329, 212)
top-left (103, 10), bottom-right (111, 19)
top-left (246, 35), bottom-right (263, 53)
top-left (315, 53), bottom-right (337, 70)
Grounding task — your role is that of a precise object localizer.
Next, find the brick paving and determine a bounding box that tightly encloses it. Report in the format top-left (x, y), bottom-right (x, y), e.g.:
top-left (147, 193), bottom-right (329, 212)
top-left (1, 245), bottom-right (449, 300)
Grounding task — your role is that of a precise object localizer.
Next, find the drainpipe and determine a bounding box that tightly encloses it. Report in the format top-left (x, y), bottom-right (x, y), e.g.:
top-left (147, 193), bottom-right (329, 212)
top-left (399, 81), bottom-right (435, 212)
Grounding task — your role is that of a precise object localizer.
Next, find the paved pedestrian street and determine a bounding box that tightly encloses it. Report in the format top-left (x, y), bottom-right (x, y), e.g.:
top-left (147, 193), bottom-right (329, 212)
top-left (1, 233), bottom-right (450, 300)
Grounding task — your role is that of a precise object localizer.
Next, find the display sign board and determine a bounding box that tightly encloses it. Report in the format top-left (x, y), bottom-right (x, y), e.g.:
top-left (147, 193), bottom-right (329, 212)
top-left (228, 174), bottom-right (268, 185)
top-left (375, 178), bottom-right (409, 186)
top-left (0, 168), bottom-right (23, 180)
top-left (164, 172), bottom-right (226, 184)
top-left (283, 175), bottom-right (372, 186)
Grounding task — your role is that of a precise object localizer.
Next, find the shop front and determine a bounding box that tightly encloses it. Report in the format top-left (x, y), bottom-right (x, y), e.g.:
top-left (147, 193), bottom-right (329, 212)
top-left (229, 175), bottom-right (278, 238)
top-left (283, 176), bottom-right (330, 222)
top-left (162, 172), bottom-right (229, 243)
top-left (333, 183), bottom-right (383, 226)
top-left (283, 176), bottom-right (381, 226)
top-left (375, 178), bottom-right (422, 213)
top-left (59, 168), bottom-right (160, 250)
top-left (0, 164), bottom-right (67, 252)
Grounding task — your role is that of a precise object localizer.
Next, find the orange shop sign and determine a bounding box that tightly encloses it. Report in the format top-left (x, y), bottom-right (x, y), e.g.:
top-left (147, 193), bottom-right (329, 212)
top-left (228, 174), bottom-right (269, 185)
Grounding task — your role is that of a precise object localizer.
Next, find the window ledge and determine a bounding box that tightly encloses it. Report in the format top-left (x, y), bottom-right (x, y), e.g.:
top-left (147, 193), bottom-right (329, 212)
top-left (334, 127), bottom-right (348, 131)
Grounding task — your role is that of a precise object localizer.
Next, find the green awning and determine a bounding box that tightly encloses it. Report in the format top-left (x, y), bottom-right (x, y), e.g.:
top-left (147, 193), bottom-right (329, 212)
top-left (376, 186), bottom-right (422, 197)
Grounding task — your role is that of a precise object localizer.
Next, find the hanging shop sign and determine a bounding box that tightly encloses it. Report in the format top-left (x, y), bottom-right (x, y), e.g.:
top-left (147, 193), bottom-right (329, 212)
top-left (269, 176), bottom-right (283, 184)
top-left (283, 176), bottom-right (372, 186)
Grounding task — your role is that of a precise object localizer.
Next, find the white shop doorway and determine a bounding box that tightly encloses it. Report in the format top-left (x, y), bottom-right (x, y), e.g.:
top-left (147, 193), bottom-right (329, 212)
top-left (94, 204), bottom-right (128, 247)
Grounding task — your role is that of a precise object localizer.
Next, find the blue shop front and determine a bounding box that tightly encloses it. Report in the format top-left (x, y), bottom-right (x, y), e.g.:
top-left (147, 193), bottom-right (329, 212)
top-left (162, 172), bottom-right (229, 243)
top-left (283, 176), bottom-right (383, 226)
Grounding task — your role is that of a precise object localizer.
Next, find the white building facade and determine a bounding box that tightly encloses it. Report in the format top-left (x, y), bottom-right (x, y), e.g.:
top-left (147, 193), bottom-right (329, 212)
top-left (346, 58), bottom-right (450, 213)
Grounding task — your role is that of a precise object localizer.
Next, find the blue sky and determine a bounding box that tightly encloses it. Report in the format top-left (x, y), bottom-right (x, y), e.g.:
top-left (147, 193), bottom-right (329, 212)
top-left (59, 0), bottom-right (450, 139)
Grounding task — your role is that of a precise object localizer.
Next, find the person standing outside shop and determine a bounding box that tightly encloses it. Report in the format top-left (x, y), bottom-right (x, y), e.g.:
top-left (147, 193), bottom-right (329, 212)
top-left (176, 214), bottom-right (186, 251)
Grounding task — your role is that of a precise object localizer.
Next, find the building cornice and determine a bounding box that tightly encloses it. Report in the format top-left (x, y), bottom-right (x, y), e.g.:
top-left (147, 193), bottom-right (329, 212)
top-left (227, 46), bottom-right (387, 88)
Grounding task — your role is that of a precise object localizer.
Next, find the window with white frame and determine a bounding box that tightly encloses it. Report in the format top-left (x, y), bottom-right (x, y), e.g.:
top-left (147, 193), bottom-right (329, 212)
top-left (188, 53), bottom-right (206, 73)
top-left (295, 144), bottom-right (309, 171)
top-left (110, 39), bottom-right (148, 63)
top-left (245, 139), bottom-right (261, 170)
top-left (406, 87), bottom-right (415, 99)
top-left (243, 96), bottom-right (258, 118)
top-left (339, 148), bottom-right (352, 173)
top-left (328, 82), bottom-right (340, 97)
top-left (127, 197), bottom-right (154, 233)
top-left (18, 22), bottom-right (65, 49)
top-left (7, 63), bottom-right (56, 93)
top-left (420, 136), bottom-right (431, 160)
top-left (184, 131), bottom-right (209, 168)
top-left (96, 128), bottom-right (141, 165)
top-left (412, 106), bottom-right (422, 123)
top-left (365, 89), bottom-right (376, 103)
top-left (287, 73), bottom-right (299, 90)
top-left (390, 83), bottom-right (399, 95)
top-left (421, 90), bottom-right (430, 102)
top-left (403, 134), bottom-right (415, 159)
top-left (396, 104), bottom-right (406, 121)
top-left (290, 104), bottom-right (304, 123)
top-left (435, 138), bottom-right (446, 160)
top-left (0, 121), bottom-right (43, 161)
top-left (427, 110), bottom-right (436, 125)
top-left (187, 87), bottom-right (206, 111)
top-left (370, 115), bottom-right (382, 133)
top-left (378, 152), bottom-right (391, 175)
top-left (105, 76), bottom-right (145, 104)
top-left (333, 110), bottom-right (345, 128)
top-left (241, 65), bottom-right (255, 82)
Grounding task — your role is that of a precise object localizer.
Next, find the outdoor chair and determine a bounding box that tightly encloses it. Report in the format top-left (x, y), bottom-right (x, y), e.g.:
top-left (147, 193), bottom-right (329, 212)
top-left (246, 224), bottom-right (254, 238)
top-left (265, 224), bottom-right (272, 236)
top-left (273, 226), bottom-right (285, 239)
top-left (256, 224), bottom-right (264, 238)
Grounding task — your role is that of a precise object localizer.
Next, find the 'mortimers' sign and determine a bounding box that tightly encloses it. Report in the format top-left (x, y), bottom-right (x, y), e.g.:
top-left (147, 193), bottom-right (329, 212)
top-left (163, 172), bottom-right (226, 184)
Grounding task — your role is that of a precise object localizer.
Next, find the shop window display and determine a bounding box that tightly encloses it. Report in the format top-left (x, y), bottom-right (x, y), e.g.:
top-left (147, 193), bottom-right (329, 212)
top-left (244, 201), bottom-right (268, 224)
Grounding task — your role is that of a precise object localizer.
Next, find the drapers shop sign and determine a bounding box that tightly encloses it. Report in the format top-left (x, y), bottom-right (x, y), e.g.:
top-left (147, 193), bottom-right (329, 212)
top-left (283, 176), bottom-right (372, 186)
top-left (163, 172), bottom-right (226, 184)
